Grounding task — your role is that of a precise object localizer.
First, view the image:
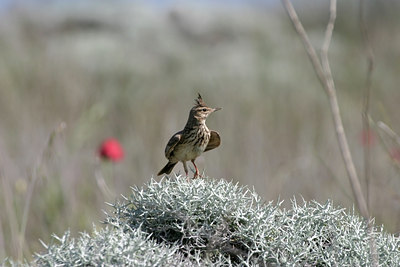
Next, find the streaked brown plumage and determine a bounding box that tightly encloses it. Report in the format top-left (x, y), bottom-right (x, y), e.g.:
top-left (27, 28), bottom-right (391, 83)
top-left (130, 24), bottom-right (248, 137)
top-left (158, 94), bottom-right (221, 178)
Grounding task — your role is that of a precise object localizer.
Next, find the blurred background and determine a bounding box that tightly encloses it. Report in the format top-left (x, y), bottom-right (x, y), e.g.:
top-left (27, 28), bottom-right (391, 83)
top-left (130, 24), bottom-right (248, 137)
top-left (1, 0), bottom-right (400, 261)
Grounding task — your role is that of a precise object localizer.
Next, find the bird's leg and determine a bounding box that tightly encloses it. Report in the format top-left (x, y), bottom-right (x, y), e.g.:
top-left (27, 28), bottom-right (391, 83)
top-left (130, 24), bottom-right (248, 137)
top-left (182, 161), bottom-right (189, 179)
top-left (191, 160), bottom-right (200, 178)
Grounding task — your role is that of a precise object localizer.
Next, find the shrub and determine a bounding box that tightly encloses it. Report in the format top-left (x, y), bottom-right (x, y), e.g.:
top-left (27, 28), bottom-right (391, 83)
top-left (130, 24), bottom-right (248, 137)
top-left (33, 226), bottom-right (191, 266)
top-left (29, 176), bottom-right (400, 266)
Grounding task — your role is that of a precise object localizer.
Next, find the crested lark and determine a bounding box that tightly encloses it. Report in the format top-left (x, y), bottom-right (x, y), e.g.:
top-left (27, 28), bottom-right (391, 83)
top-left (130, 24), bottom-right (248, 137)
top-left (158, 94), bottom-right (221, 178)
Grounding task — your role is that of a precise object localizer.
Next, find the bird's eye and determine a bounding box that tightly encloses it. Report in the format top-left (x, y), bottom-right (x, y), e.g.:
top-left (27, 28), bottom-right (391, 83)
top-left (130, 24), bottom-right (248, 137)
top-left (202, 108), bottom-right (207, 112)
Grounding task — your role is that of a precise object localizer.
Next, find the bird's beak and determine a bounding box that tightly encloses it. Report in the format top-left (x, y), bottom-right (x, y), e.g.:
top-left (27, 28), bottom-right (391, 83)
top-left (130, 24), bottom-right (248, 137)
top-left (213, 107), bottom-right (222, 112)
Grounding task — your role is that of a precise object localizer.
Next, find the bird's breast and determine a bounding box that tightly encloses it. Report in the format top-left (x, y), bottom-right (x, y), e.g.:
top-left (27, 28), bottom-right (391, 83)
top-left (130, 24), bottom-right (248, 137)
top-left (171, 127), bottom-right (210, 161)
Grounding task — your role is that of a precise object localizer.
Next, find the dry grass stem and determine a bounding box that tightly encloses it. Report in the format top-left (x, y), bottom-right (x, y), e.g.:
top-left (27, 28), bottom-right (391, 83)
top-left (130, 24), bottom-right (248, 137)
top-left (377, 121), bottom-right (400, 145)
top-left (281, 0), bottom-right (369, 219)
top-left (359, 0), bottom-right (375, 211)
top-left (0, 170), bottom-right (20, 259)
top-left (359, 1), bottom-right (378, 264)
top-left (18, 122), bottom-right (66, 261)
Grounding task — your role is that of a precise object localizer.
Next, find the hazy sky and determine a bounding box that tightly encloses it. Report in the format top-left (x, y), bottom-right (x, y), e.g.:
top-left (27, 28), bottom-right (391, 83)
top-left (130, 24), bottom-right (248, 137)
top-left (0, 0), bottom-right (276, 10)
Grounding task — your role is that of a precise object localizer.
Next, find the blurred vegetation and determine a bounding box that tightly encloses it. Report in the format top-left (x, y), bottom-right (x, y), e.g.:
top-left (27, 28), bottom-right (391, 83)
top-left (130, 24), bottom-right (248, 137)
top-left (0, 0), bottom-right (400, 261)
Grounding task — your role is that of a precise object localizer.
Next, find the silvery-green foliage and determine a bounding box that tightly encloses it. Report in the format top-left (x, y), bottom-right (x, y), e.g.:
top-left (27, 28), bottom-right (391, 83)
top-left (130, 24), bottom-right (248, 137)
top-left (33, 176), bottom-right (400, 266)
top-left (33, 226), bottom-right (191, 266)
top-left (105, 176), bottom-right (400, 266)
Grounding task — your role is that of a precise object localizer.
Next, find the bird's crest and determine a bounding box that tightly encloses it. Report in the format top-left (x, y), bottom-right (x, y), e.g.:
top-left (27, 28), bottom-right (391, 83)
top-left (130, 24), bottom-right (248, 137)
top-left (195, 93), bottom-right (207, 107)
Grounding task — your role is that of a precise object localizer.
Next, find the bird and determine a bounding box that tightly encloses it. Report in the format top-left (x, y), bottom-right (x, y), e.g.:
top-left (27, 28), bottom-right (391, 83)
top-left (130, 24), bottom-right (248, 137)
top-left (158, 93), bottom-right (221, 179)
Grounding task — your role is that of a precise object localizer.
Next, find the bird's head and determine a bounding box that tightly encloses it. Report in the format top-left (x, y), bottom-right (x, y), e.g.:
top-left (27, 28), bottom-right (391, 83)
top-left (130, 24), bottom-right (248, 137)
top-left (190, 93), bottom-right (221, 121)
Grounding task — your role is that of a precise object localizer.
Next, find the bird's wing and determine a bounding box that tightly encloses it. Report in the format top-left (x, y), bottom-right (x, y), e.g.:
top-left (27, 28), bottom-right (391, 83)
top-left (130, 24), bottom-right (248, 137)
top-left (165, 131), bottom-right (183, 158)
top-left (205, 130), bottom-right (221, 152)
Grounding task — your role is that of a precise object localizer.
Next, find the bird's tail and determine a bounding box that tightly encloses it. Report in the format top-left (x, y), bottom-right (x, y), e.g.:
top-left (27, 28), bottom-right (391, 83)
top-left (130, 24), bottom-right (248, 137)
top-left (157, 162), bottom-right (177, 176)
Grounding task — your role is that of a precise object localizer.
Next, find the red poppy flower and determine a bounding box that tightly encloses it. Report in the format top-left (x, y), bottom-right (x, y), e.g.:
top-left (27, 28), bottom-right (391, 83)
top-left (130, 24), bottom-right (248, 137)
top-left (360, 129), bottom-right (376, 147)
top-left (98, 138), bottom-right (124, 162)
top-left (390, 148), bottom-right (400, 164)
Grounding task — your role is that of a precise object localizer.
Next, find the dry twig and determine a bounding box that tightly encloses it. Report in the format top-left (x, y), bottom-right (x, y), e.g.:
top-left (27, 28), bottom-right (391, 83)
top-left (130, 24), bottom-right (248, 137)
top-left (280, 0), bottom-right (369, 219)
